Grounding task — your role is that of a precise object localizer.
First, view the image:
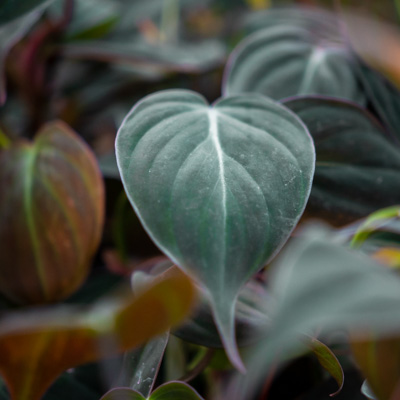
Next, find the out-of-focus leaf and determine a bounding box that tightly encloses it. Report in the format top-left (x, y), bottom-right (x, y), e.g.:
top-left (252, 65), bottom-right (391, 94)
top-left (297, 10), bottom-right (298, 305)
top-left (0, 0), bottom-right (50, 25)
top-left (174, 277), bottom-right (270, 348)
top-left (62, 39), bottom-right (226, 74)
top-left (351, 206), bottom-right (400, 248)
top-left (361, 380), bottom-right (377, 400)
top-left (356, 61), bottom-right (400, 143)
top-left (353, 338), bottom-right (400, 400)
top-left (164, 336), bottom-right (186, 382)
top-left (0, 269), bottom-right (196, 400)
top-left (307, 337), bottom-right (344, 397)
top-left (284, 96), bottom-right (400, 226)
top-left (0, 6), bottom-right (44, 104)
top-left (343, 12), bottom-right (400, 90)
top-left (226, 226), bottom-right (400, 400)
top-left (116, 89), bottom-right (315, 370)
top-left (116, 333), bottom-right (169, 398)
top-left (49, 0), bottom-right (119, 40)
top-left (243, 6), bottom-right (339, 36)
top-left (223, 7), bottom-right (364, 103)
top-left (0, 121), bottom-right (105, 305)
top-left (101, 381), bottom-right (204, 400)
top-left (98, 152), bottom-right (120, 179)
top-left (42, 372), bottom-right (100, 400)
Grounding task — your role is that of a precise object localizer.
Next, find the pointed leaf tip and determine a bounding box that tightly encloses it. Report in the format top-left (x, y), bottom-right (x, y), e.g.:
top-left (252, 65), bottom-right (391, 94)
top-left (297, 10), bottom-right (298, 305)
top-left (116, 89), bottom-right (315, 372)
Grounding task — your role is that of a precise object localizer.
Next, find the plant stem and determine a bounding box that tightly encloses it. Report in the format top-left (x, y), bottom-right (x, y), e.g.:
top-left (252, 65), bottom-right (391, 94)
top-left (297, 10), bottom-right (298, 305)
top-left (179, 348), bottom-right (215, 383)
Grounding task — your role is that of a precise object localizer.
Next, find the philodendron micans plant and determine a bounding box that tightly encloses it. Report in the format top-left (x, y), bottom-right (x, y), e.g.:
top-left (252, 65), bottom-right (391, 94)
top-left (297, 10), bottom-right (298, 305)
top-left (115, 90), bottom-right (316, 370)
top-left (2, 1), bottom-right (400, 400)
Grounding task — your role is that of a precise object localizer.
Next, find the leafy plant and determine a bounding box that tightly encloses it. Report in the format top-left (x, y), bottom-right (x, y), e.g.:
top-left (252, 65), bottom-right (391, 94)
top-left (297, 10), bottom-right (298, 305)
top-left (1, 1), bottom-right (400, 400)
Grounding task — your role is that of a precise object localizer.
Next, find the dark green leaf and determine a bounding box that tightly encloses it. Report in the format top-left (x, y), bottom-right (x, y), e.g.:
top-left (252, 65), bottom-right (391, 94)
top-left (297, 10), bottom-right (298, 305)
top-left (117, 333), bottom-right (169, 398)
top-left (283, 96), bottom-right (400, 225)
top-left (0, 0), bottom-right (50, 25)
top-left (101, 382), bottom-right (204, 400)
top-left (116, 89), bottom-right (315, 370)
top-left (223, 8), bottom-right (364, 103)
top-left (357, 61), bottom-right (400, 143)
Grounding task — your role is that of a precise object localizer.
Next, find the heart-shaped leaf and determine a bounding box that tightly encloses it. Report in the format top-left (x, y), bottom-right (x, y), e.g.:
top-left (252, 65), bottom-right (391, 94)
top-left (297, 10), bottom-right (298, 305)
top-left (0, 269), bottom-right (195, 400)
top-left (101, 381), bottom-right (204, 400)
top-left (0, 121), bottom-right (105, 305)
top-left (283, 96), bottom-right (400, 225)
top-left (116, 89), bottom-right (315, 370)
top-left (223, 8), bottom-right (365, 104)
top-left (116, 333), bottom-right (169, 398)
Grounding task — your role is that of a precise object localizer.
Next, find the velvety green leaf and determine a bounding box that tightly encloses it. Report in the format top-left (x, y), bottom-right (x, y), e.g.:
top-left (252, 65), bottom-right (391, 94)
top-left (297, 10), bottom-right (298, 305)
top-left (283, 96), bottom-right (400, 225)
top-left (307, 337), bottom-right (344, 396)
top-left (101, 382), bottom-right (204, 400)
top-left (0, 0), bottom-right (50, 25)
top-left (117, 333), bottom-right (169, 398)
top-left (62, 39), bottom-right (226, 74)
top-left (356, 61), bottom-right (400, 143)
top-left (243, 6), bottom-right (340, 38)
top-left (116, 89), bottom-right (315, 370)
top-left (361, 381), bottom-right (377, 400)
top-left (223, 8), bottom-right (365, 103)
top-left (226, 226), bottom-right (400, 400)
top-left (0, 270), bottom-right (196, 400)
top-left (0, 7), bottom-right (44, 104)
top-left (0, 121), bottom-right (105, 305)
top-left (150, 382), bottom-right (204, 400)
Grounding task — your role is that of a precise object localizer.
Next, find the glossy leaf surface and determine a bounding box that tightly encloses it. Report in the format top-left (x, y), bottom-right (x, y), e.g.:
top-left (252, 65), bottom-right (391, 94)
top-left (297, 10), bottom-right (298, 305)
top-left (284, 96), bottom-right (400, 225)
top-left (116, 89), bottom-right (315, 369)
top-left (101, 381), bottom-right (204, 400)
top-left (223, 8), bottom-right (364, 103)
top-left (117, 333), bottom-right (169, 397)
top-left (0, 270), bottom-right (195, 400)
top-left (227, 226), bottom-right (400, 400)
top-left (0, 121), bottom-right (104, 305)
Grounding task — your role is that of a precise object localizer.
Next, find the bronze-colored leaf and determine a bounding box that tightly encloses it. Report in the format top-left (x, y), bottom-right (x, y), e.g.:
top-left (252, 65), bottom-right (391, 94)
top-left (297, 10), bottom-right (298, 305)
top-left (0, 270), bottom-right (196, 400)
top-left (0, 121), bottom-right (104, 305)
